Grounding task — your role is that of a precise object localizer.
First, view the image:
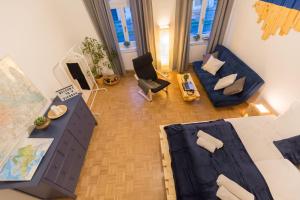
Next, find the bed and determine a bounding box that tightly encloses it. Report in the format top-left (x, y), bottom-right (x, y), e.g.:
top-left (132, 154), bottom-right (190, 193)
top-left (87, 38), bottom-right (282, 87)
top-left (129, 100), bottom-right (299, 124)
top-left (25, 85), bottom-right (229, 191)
top-left (159, 103), bottom-right (300, 200)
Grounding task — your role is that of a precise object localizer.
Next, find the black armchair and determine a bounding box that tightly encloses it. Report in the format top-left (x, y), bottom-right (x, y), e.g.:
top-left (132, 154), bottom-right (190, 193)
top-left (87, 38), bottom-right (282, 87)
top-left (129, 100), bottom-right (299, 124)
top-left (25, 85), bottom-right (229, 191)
top-left (132, 53), bottom-right (170, 101)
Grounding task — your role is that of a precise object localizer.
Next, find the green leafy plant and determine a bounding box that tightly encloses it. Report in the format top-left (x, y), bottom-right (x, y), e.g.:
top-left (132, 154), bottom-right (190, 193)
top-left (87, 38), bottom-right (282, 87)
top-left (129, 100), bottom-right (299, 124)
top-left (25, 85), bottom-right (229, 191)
top-left (123, 41), bottom-right (131, 48)
top-left (193, 34), bottom-right (200, 41)
top-left (81, 37), bottom-right (113, 78)
top-left (34, 116), bottom-right (47, 126)
top-left (183, 73), bottom-right (189, 82)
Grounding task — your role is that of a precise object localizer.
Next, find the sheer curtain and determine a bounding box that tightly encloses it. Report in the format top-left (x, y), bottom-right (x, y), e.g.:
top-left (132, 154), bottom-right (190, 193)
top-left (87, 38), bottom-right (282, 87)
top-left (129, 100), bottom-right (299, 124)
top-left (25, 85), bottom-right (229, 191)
top-left (83, 0), bottom-right (126, 75)
top-left (207, 0), bottom-right (235, 53)
top-left (129, 0), bottom-right (157, 66)
top-left (173, 0), bottom-right (193, 73)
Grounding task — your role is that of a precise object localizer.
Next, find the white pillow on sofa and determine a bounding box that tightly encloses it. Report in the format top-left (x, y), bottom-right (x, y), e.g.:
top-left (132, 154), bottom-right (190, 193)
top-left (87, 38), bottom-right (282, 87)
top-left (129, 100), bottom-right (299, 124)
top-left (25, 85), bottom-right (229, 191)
top-left (214, 74), bottom-right (237, 90)
top-left (202, 56), bottom-right (225, 76)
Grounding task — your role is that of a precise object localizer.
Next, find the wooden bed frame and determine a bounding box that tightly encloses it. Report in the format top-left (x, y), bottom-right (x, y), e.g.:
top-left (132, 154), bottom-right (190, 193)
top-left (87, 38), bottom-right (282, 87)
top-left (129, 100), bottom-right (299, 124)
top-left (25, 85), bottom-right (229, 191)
top-left (159, 125), bottom-right (176, 200)
top-left (159, 121), bottom-right (211, 200)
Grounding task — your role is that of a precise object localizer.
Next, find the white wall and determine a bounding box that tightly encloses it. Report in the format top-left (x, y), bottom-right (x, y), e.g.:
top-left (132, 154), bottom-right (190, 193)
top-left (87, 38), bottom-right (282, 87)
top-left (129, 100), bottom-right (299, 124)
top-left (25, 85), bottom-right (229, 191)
top-left (121, 50), bottom-right (138, 71)
top-left (0, 0), bottom-right (98, 99)
top-left (0, 0), bottom-right (98, 198)
top-left (223, 0), bottom-right (300, 113)
top-left (189, 42), bottom-right (208, 63)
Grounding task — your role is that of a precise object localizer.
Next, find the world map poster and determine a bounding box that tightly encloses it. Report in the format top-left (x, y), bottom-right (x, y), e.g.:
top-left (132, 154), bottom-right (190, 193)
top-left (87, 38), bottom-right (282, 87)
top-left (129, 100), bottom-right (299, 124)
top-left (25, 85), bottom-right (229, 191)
top-left (0, 138), bottom-right (53, 181)
top-left (0, 56), bottom-right (51, 180)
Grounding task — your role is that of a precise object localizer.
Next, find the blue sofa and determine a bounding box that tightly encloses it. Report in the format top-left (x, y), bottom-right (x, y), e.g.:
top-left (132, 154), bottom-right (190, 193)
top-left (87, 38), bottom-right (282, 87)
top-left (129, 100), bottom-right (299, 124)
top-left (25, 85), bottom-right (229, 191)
top-left (193, 45), bottom-right (264, 107)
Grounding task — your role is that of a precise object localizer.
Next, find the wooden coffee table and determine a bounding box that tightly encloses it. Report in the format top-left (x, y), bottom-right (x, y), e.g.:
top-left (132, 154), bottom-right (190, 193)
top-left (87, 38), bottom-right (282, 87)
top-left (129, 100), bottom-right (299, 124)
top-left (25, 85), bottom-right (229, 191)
top-left (177, 73), bottom-right (200, 101)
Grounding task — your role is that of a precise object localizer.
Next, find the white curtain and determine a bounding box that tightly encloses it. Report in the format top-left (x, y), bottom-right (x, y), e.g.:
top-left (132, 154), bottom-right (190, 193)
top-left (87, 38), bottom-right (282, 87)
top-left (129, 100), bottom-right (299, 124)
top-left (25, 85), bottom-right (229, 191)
top-left (207, 0), bottom-right (235, 53)
top-left (173, 0), bottom-right (193, 73)
top-left (83, 0), bottom-right (126, 75)
top-left (129, 0), bottom-right (157, 66)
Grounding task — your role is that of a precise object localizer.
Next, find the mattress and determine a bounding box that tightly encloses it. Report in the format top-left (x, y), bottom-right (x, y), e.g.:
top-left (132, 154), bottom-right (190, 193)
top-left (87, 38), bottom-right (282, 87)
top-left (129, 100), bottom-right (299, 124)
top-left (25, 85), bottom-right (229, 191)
top-left (164, 120), bottom-right (273, 199)
top-left (227, 115), bottom-right (300, 200)
top-left (162, 115), bottom-right (300, 200)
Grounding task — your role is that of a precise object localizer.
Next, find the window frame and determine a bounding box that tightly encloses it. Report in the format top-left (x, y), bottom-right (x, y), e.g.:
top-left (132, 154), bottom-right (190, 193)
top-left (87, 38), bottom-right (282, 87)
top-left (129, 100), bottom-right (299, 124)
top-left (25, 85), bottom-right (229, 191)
top-left (191, 0), bottom-right (216, 42)
top-left (110, 2), bottom-right (134, 44)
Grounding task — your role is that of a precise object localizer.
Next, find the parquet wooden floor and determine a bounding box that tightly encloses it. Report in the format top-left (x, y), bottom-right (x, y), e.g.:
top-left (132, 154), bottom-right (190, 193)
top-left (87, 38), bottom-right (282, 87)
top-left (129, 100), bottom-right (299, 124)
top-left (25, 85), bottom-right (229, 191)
top-left (58, 70), bottom-right (248, 200)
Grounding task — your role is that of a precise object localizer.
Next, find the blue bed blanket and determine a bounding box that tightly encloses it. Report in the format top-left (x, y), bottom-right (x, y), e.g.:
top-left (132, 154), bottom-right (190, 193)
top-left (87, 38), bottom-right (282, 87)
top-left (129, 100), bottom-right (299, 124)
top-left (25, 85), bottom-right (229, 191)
top-left (164, 120), bottom-right (273, 200)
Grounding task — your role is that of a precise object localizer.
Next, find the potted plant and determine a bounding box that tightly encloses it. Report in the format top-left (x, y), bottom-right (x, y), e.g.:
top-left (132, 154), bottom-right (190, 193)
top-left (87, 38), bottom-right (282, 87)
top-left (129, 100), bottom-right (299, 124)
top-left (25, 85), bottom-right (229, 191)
top-left (34, 116), bottom-right (51, 130)
top-left (183, 73), bottom-right (189, 82)
top-left (123, 41), bottom-right (131, 48)
top-left (193, 34), bottom-right (200, 41)
top-left (81, 37), bottom-right (114, 84)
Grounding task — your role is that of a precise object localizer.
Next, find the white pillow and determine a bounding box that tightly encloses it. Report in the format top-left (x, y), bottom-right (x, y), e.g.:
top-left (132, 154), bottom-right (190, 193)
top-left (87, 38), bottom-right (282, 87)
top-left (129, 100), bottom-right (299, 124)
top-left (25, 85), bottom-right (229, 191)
top-left (202, 56), bottom-right (225, 76)
top-left (271, 101), bottom-right (300, 140)
top-left (214, 74), bottom-right (237, 90)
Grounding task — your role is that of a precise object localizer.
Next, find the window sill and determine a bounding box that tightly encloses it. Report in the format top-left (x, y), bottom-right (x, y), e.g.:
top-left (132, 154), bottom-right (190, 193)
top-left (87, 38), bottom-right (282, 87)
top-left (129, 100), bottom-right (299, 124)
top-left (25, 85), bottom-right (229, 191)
top-left (119, 42), bottom-right (137, 53)
top-left (120, 46), bottom-right (136, 53)
top-left (190, 39), bottom-right (208, 46)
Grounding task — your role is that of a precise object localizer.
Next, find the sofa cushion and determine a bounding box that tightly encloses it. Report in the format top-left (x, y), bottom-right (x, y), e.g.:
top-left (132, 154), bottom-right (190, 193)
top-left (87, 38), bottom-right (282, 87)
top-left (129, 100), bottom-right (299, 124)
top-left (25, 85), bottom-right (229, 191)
top-left (151, 79), bottom-right (170, 93)
top-left (203, 51), bottom-right (219, 64)
top-left (224, 77), bottom-right (246, 96)
top-left (214, 74), bottom-right (237, 90)
top-left (202, 56), bottom-right (225, 76)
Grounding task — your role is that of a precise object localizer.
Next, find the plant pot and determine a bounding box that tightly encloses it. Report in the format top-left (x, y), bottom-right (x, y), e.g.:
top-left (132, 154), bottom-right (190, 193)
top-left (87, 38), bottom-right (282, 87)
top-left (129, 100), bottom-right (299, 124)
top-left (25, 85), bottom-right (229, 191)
top-left (123, 41), bottom-right (131, 48)
top-left (35, 118), bottom-right (51, 130)
top-left (95, 76), bottom-right (103, 85)
top-left (193, 34), bottom-right (200, 41)
top-left (103, 75), bottom-right (120, 86)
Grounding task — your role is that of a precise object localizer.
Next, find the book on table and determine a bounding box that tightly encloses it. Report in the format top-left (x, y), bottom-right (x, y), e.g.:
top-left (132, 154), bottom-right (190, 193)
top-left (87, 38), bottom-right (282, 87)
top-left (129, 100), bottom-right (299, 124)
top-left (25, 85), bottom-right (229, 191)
top-left (182, 81), bottom-right (194, 91)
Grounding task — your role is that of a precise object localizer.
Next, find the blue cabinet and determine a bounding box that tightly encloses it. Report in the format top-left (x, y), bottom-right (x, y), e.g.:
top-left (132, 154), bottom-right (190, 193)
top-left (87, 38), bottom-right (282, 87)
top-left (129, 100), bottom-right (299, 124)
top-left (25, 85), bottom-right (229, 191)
top-left (0, 95), bottom-right (97, 199)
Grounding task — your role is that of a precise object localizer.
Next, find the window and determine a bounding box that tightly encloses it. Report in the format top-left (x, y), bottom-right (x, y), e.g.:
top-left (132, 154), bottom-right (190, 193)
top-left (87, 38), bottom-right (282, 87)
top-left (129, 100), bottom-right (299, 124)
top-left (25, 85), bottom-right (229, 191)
top-left (190, 0), bottom-right (218, 40)
top-left (111, 8), bottom-right (125, 42)
top-left (125, 7), bottom-right (135, 41)
top-left (190, 0), bottom-right (202, 36)
top-left (110, 1), bottom-right (136, 47)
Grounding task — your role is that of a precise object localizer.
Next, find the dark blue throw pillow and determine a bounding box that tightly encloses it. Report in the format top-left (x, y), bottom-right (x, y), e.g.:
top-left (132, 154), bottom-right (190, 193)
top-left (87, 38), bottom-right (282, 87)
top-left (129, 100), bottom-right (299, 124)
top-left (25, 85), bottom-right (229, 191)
top-left (274, 135), bottom-right (300, 165)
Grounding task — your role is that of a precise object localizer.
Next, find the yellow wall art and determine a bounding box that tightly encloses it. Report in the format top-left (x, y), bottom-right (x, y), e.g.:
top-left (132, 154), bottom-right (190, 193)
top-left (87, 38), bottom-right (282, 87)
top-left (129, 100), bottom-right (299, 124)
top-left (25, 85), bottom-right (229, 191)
top-left (254, 0), bottom-right (300, 40)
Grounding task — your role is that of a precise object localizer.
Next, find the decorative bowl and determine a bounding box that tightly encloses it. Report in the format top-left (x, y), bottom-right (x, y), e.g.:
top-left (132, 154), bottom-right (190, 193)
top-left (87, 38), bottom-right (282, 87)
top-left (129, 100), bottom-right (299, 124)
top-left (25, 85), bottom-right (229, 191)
top-left (47, 105), bottom-right (68, 119)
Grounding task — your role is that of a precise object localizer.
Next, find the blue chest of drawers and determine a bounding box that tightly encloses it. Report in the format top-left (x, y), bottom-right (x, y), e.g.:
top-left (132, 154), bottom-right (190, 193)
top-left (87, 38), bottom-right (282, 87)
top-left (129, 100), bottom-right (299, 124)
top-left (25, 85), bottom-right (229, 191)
top-left (0, 95), bottom-right (97, 199)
